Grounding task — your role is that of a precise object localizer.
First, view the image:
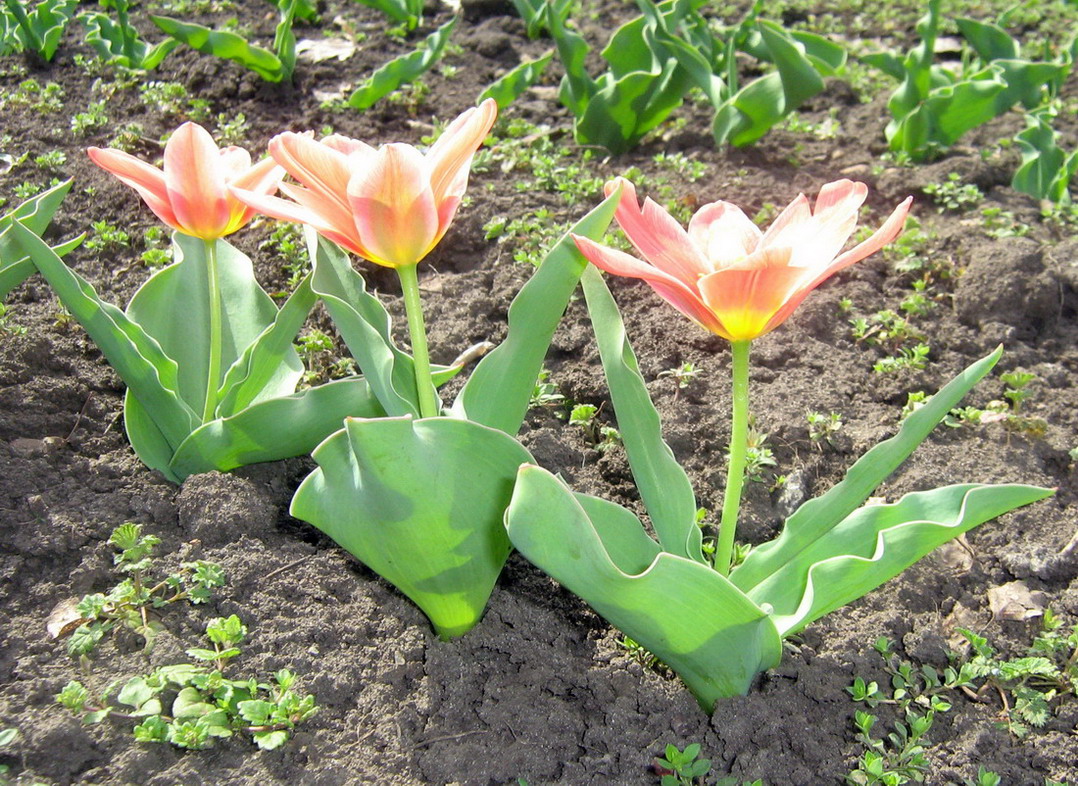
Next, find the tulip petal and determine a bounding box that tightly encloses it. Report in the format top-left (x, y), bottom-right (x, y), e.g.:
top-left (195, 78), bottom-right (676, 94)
top-left (789, 179), bottom-right (867, 268)
top-left (761, 196), bottom-right (913, 335)
top-left (269, 132), bottom-right (356, 215)
top-left (164, 122), bottom-right (232, 239)
top-left (321, 134), bottom-right (376, 157)
top-left (609, 178), bottom-right (711, 288)
top-left (230, 185), bottom-right (324, 229)
top-left (697, 249), bottom-right (808, 340)
top-left (573, 234), bottom-right (729, 337)
top-left (223, 156), bottom-right (283, 235)
top-left (88, 146), bottom-right (182, 232)
top-left (426, 99), bottom-right (497, 205)
top-left (347, 143), bottom-right (440, 268)
top-left (758, 192), bottom-right (812, 250)
top-left (687, 201), bottom-right (762, 271)
top-left (218, 146), bottom-right (253, 180)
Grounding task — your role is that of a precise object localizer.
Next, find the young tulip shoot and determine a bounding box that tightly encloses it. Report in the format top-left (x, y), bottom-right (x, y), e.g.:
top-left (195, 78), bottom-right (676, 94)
top-left (573, 178), bottom-right (912, 574)
top-left (232, 99), bottom-right (498, 418)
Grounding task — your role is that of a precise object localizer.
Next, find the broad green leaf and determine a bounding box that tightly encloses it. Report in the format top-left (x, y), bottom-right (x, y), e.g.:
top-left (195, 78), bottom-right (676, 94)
top-left (506, 465), bottom-right (782, 709)
top-left (308, 231), bottom-right (420, 417)
top-left (0, 180), bottom-right (81, 299)
top-left (10, 222), bottom-right (197, 451)
top-left (168, 376), bottom-right (385, 479)
top-left (451, 187), bottom-right (620, 435)
top-left (347, 16), bottom-right (456, 109)
top-left (714, 21), bottom-right (826, 147)
top-left (887, 75), bottom-right (1006, 160)
top-left (732, 347), bottom-right (1004, 594)
top-left (215, 275), bottom-right (312, 416)
top-left (290, 415), bottom-right (532, 638)
top-left (547, 0), bottom-right (594, 115)
top-left (579, 265), bottom-right (701, 562)
top-left (988, 60), bottom-right (1066, 111)
top-left (575, 65), bottom-right (690, 153)
top-left (748, 483), bottom-right (1053, 637)
top-left (860, 51), bottom-right (906, 82)
top-left (479, 52), bottom-right (553, 109)
top-left (635, 0), bottom-right (725, 107)
top-left (956, 16), bottom-right (1020, 61)
top-left (126, 235), bottom-right (281, 420)
top-left (1013, 111), bottom-right (1077, 204)
top-left (151, 15), bottom-right (284, 81)
top-left (273, 0), bottom-right (298, 80)
top-left (788, 29), bottom-right (845, 74)
top-left (354, 0), bottom-right (423, 30)
top-left (80, 12), bottom-right (178, 69)
top-left (124, 393), bottom-right (182, 482)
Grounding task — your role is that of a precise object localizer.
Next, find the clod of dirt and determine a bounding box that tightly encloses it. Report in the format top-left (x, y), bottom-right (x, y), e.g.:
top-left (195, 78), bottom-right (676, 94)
top-left (175, 472), bottom-right (279, 547)
top-left (954, 237), bottom-right (1061, 337)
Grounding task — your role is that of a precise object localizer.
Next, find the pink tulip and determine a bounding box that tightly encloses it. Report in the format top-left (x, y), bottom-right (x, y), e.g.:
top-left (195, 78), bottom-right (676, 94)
top-left (231, 99), bottom-right (498, 269)
top-left (573, 178), bottom-right (912, 341)
top-left (88, 122), bottom-right (283, 241)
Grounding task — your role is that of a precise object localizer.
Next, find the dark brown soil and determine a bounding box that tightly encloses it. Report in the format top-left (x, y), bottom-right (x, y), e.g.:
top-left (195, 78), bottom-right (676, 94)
top-left (1, 1), bottom-right (1077, 784)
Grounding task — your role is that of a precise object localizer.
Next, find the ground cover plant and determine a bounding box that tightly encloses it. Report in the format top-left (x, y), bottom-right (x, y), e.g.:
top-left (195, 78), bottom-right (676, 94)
top-left (1, 0), bottom-right (1077, 784)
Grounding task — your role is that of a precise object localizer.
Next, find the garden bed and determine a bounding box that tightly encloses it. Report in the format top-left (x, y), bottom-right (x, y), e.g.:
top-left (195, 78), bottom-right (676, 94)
top-left (1, 0), bottom-right (1077, 783)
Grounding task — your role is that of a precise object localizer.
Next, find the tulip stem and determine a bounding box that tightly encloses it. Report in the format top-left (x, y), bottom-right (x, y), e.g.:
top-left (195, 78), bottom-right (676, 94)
top-left (201, 239), bottom-right (222, 424)
top-left (715, 339), bottom-right (751, 577)
top-left (397, 263), bottom-right (439, 419)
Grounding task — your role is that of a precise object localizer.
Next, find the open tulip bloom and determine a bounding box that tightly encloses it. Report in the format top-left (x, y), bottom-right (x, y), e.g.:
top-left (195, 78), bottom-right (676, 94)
top-left (574, 177), bottom-right (913, 575)
top-left (503, 179), bottom-right (1053, 709)
top-left (12, 122), bottom-right (395, 483)
top-left (232, 98), bottom-right (500, 421)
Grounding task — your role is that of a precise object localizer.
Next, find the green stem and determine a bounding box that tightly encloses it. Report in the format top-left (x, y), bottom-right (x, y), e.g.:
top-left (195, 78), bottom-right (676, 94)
top-left (396, 263), bottom-right (438, 419)
top-left (201, 239), bottom-right (222, 424)
top-left (715, 339), bottom-right (751, 577)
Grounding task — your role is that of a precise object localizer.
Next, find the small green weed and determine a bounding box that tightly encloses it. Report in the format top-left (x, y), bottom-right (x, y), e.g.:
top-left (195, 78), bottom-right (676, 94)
top-left (654, 743), bottom-right (711, 786)
top-left (61, 523), bottom-right (225, 658)
top-left (57, 615), bottom-right (317, 750)
top-left (923, 174), bottom-right (983, 213)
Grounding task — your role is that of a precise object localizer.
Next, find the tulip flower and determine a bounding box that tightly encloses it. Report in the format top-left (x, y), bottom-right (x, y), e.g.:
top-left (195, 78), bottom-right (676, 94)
top-left (232, 99), bottom-right (499, 419)
top-left (89, 123), bottom-right (284, 423)
top-left (573, 177), bottom-right (911, 575)
top-left (87, 122), bottom-right (283, 241)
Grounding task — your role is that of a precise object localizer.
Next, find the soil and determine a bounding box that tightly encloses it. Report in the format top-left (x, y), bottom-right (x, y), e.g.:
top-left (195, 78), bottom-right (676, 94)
top-left (1, 1), bottom-right (1077, 784)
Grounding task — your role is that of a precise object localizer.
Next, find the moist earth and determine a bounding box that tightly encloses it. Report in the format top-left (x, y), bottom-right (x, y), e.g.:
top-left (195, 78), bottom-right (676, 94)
top-left (1, 1), bottom-right (1077, 784)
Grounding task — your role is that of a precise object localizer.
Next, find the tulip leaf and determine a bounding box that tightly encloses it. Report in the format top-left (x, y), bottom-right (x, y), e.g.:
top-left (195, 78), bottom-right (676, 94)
top-left (125, 235), bottom-right (285, 421)
top-left (290, 416), bottom-right (532, 638)
top-left (1013, 109), bottom-right (1078, 204)
top-left (347, 16), bottom-right (456, 110)
top-left (9, 221), bottom-right (198, 452)
top-left (308, 231), bottom-right (421, 418)
top-left (80, 11), bottom-right (178, 70)
top-left (451, 186), bottom-right (620, 435)
top-left (713, 21), bottom-right (830, 147)
top-left (150, 15), bottom-right (285, 82)
top-left (215, 274), bottom-right (313, 417)
top-left (0, 180), bottom-right (81, 299)
top-left (747, 483), bottom-right (1054, 637)
top-left (579, 265), bottom-right (702, 563)
top-left (732, 347), bottom-right (1006, 594)
top-left (169, 377), bottom-right (385, 479)
top-left (354, 0), bottom-right (423, 31)
top-left (506, 465), bottom-right (782, 710)
top-left (478, 51), bottom-right (553, 109)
